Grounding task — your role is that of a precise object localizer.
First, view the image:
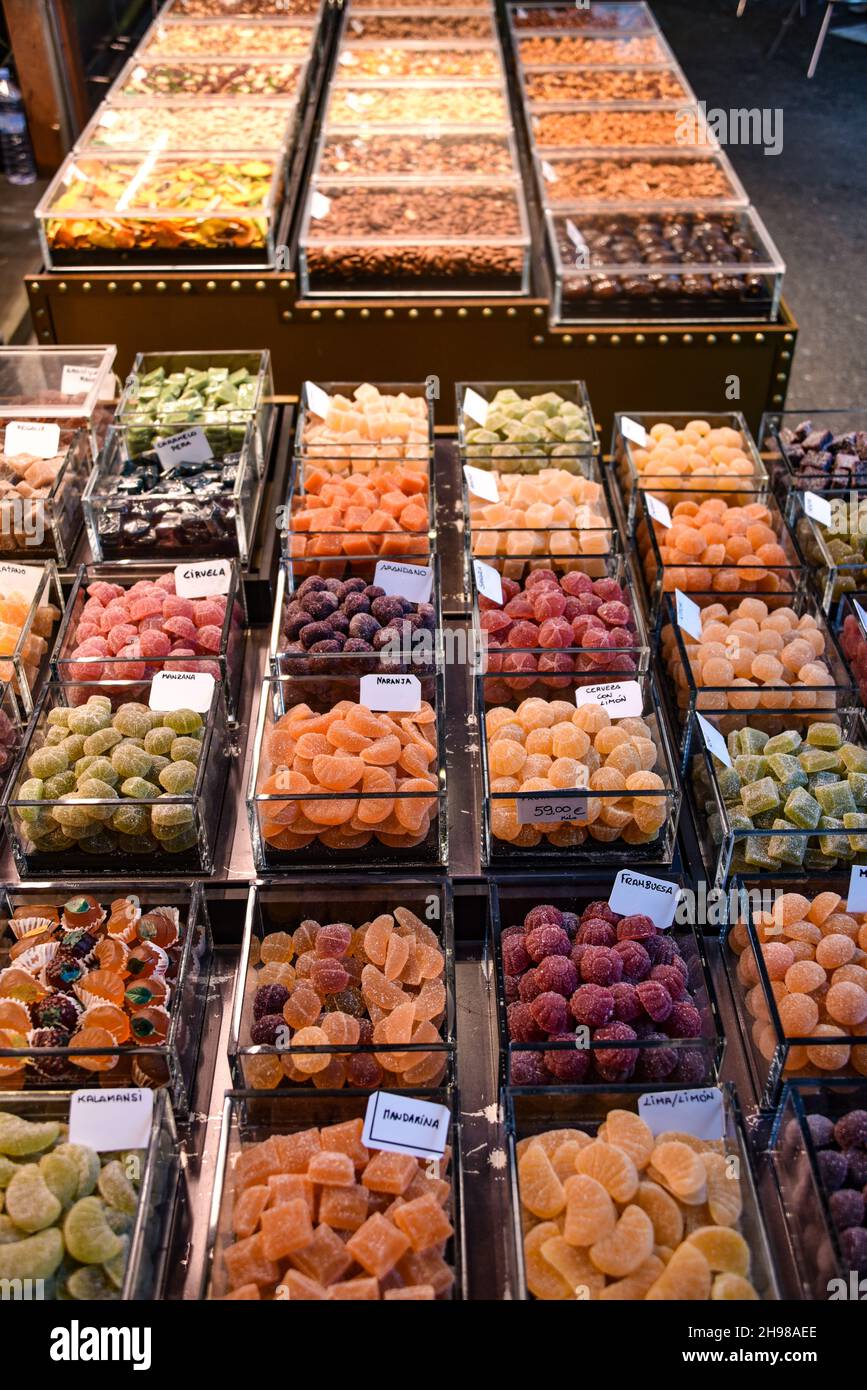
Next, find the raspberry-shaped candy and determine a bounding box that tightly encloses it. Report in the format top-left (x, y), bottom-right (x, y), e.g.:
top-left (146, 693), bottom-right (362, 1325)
top-left (616, 914), bottom-right (656, 942)
top-left (561, 912), bottom-right (580, 940)
top-left (581, 901), bottom-right (619, 926)
top-left (504, 974), bottom-right (519, 1003)
top-left (530, 991), bottom-right (569, 1035)
top-left (570, 942), bottom-right (588, 972)
top-left (829, 1188), bottom-right (865, 1230)
top-left (610, 982), bottom-right (641, 1023)
top-left (544, 1037), bottom-right (591, 1083)
top-left (253, 983), bottom-right (290, 1021)
top-left (644, 935), bottom-right (681, 967)
top-left (580, 946), bottom-right (623, 988)
top-left (670, 1048), bottom-right (708, 1085)
top-left (839, 1228), bottom-right (867, 1275)
top-left (635, 1032), bottom-right (678, 1081)
top-left (502, 934), bottom-right (531, 976)
top-left (665, 1001), bottom-right (702, 1038)
top-left (592, 1022), bottom-right (639, 1082)
top-left (525, 925), bottom-right (572, 962)
top-left (508, 1002), bottom-right (545, 1043)
top-left (817, 1150), bottom-right (848, 1191)
top-left (649, 963), bottom-right (687, 1000)
top-left (576, 920), bottom-right (617, 947)
top-left (570, 983), bottom-right (614, 1028)
top-left (501, 925), bottom-right (524, 943)
top-left (806, 1114), bottom-right (835, 1149)
top-left (534, 955), bottom-right (578, 999)
top-left (518, 969), bottom-right (546, 1004)
top-left (524, 905), bottom-right (565, 933)
top-left (613, 940), bottom-right (651, 982)
top-left (510, 1051), bottom-right (550, 1086)
top-left (834, 1110), bottom-right (867, 1150)
top-left (250, 1014), bottom-right (286, 1046)
top-left (636, 980), bottom-right (673, 1024)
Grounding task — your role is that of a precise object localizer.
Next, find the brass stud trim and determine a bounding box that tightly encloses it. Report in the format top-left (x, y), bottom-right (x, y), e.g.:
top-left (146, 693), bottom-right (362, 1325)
top-left (82, 282), bottom-right (92, 293)
top-left (482, 307), bottom-right (492, 317)
top-left (107, 282), bottom-right (118, 293)
top-left (754, 332), bottom-right (765, 343)
top-left (532, 334), bottom-right (544, 345)
top-left (58, 283), bottom-right (67, 293)
top-left (311, 309), bottom-right (322, 320)
top-left (408, 308), bottom-right (418, 318)
top-left (730, 333), bottom-right (741, 344)
top-left (29, 284), bottom-right (39, 293)
top-left (776, 372), bottom-right (787, 382)
top-left (132, 282), bottom-right (143, 293)
top-left (587, 334), bottom-right (597, 345)
top-left (506, 307), bottom-right (517, 317)
top-left (533, 306), bottom-right (544, 317)
top-left (255, 280), bottom-right (266, 292)
top-left (280, 280), bottom-right (290, 291)
top-left (562, 334), bottom-right (573, 345)
top-left (611, 334), bottom-right (621, 346)
top-left (206, 281), bottom-right (216, 291)
top-left (230, 280), bottom-right (242, 292)
top-left (706, 333), bottom-right (717, 344)
top-left (457, 308), bottom-right (467, 318)
top-left (281, 310), bottom-right (292, 322)
top-left (658, 334), bottom-right (669, 345)
top-left (784, 333), bottom-right (794, 343)
top-left (635, 333), bottom-right (646, 344)
top-left (335, 308), bottom-right (345, 319)
top-left (360, 308), bottom-right (370, 318)
top-left (156, 281), bottom-right (167, 293)
top-left (384, 308), bottom-right (395, 318)
top-left (683, 333), bottom-right (693, 344)
top-left (772, 394), bottom-right (784, 404)
top-left (780, 351), bottom-right (792, 362)
top-left (181, 281), bottom-right (191, 293)
top-left (433, 308), bottom-right (443, 318)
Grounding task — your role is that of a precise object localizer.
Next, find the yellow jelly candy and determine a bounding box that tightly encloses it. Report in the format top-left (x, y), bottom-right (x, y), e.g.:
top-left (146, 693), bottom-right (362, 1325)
top-left (687, 1225), bottom-right (751, 1277)
top-left (712, 1272), bottom-right (759, 1300)
top-left (575, 1141), bottom-right (638, 1204)
top-left (589, 1204), bottom-right (654, 1278)
top-left (645, 1241), bottom-right (712, 1300)
top-left (518, 1143), bottom-right (565, 1220)
top-left (562, 1175), bottom-right (616, 1247)
top-left (604, 1111), bottom-right (656, 1171)
top-left (636, 1180), bottom-right (684, 1247)
top-left (524, 1221), bottom-right (573, 1300)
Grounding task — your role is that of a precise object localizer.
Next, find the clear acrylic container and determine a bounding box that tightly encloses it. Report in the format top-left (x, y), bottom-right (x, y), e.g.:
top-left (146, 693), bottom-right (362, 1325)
top-left (316, 126), bottom-right (519, 180)
top-left (688, 707), bottom-right (867, 885)
top-left (0, 1088), bottom-right (179, 1300)
top-left (836, 591), bottom-right (867, 706)
top-left (492, 877), bottom-right (723, 1089)
top-left (84, 420), bottom-right (261, 566)
top-left (326, 80), bottom-right (509, 128)
top-left (50, 561), bottom-right (246, 718)
top-left (456, 379), bottom-right (598, 471)
top-left (479, 669), bottom-right (681, 867)
top-left (0, 345), bottom-right (117, 431)
top-left (248, 671), bottom-right (446, 871)
top-left (463, 455), bottom-right (616, 570)
top-left (117, 349), bottom-right (275, 476)
top-left (299, 179), bottom-right (530, 296)
top-left (0, 560), bottom-right (63, 713)
top-left (516, 32), bottom-right (674, 69)
top-left (165, 0), bottom-right (324, 13)
top-left (508, 3), bottom-right (659, 34)
top-left (77, 98), bottom-right (297, 154)
top-left (342, 8), bottom-right (495, 41)
top-left (761, 408), bottom-right (867, 494)
top-left (0, 880), bottom-right (212, 1115)
top-left (507, 1084), bottom-right (779, 1301)
top-left (203, 1087), bottom-right (464, 1300)
top-left (521, 63), bottom-right (693, 108)
top-left (2, 676), bottom-right (232, 877)
top-left (786, 488), bottom-right (867, 620)
top-left (332, 40), bottom-right (504, 84)
top-left (37, 150), bottom-right (288, 271)
top-left (771, 1081), bottom-right (867, 1301)
top-left (0, 423), bottom-right (91, 567)
top-left (537, 149), bottom-right (748, 211)
top-left (529, 101), bottom-right (719, 151)
top-left (228, 879), bottom-right (455, 1090)
top-left (0, 678), bottom-right (22, 798)
top-left (723, 875), bottom-right (867, 1108)
top-left (111, 53), bottom-right (309, 101)
top-left (139, 17), bottom-right (317, 60)
top-left (659, 588), bottom-right (855, 772)
top-left (293, 379), bottom-right (434, 472)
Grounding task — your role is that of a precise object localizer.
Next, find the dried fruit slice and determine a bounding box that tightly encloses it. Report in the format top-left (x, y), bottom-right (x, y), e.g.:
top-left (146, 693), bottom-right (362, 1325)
top-left (687, 1225), bottom-right (751, 1277)
top-left (589, 1204), bottom-right (654, 1278)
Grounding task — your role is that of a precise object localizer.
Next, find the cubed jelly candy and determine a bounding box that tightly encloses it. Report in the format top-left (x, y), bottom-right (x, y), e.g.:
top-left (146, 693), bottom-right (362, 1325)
top-left (784, 787), bottom-right (822, 830)
top-left (799, 747), bottom-right (841, 774)
top-left (307, 1151), bottom-right (356, 1187)
top-left (737, 728), bottom-right (769, 756)
top-left (346, 1212), bottom-right (411, 1277)
top-left (767, 754), bottom-right (807, 788)
top-left (328, 1276), bottom-right (381, 1300)
top-left (767, 822), bottom-right (808, 866)
top-left (816, 781), bottom-right (857, 816)
top-left (319, 1118), bottom-right (370, 1168)
top-left (743, 836), bottom-right (779, 868)
top-left (840, 744), bottom-right (867, 774)
top-left (362, 1150), bottom-right (418, 1195)
top-left (267, 1173), bottom-right (315, 1217)
top-left (222, 1232), bottom-right (281, 1291)
top-left (318, 1183), bottom-right (370, 1232)
top-left (733, 755), bottom-right (767, 783)
top-left (280, 1270), bottom-right (328, 1300)
top-left (392, 1193), bottom-right (454, 1252)
top-left (397, 1246), bottom-right (455, 1296)
top-left (232, 1185), bottom-right (269, 1239)
top-left (848, 772), bottom-right (867, 804)
top-left (269, 1128), bottom-right (323, 1174)
top-left (384, 1284), bottom-right (435, 1299)
top-left (763, 730), bottom-right (803, 756)
top-left (260, 1198), bottom-right (314, 1260)
top-left (716, 767), bottom-right (741, 801)
top-left (288, 1222), bottom-right (352, 1285)
top-left (806, 722), bottom-right (843, 749)
top-left (741, 777), bottom-right (780, 816)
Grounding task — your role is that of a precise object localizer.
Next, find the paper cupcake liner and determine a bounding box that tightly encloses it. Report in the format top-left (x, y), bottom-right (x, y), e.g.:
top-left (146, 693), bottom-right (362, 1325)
top-left (8, 915), bottom-right (56, 942)
top-left (13, 941), bottom-right (58, 978)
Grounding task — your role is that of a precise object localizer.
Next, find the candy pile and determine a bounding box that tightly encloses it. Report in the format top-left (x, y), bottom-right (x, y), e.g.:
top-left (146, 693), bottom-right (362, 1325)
top-left (245, 906), bottom-right (446, 1091)
top-left (0, 894), bottom-right (180, 1080)
top-left (121, 360), bottom-right (259, 454)
top-left (486, 699), bottom-right (666, 849)
top-left (143, 21), bottom-right (314, 57)
top-left (0, 1109), bottom-right (142, 1300)
top-left (215, 1121), bottom-right (455, 1300)
top-left (624, 419), bottom-right (760, 489)
top-left (0, 579), bottom-right (60, 691)
top-left (94, 442), bottom-right (242, 559)
top-left (288, 466), bottom-right (430, 565)
top-left (518, 1112), bottom-right (760, 1300)
top-left (504, 900), bottom-right (708, 1085)
top-left (469, 469), bottom-right (611, 559)
top-left (257, 699), bottom-right (438, 854)
top-left (729, 890), bottom-right (867, 1078)
top-left (839, 604), bottom-right (867, 703)
top-left (14, 695), bottom-right (207, 857)
top-left (641, 497), bottom-right (793, 595)
top-left (661, 597), bottom-right (837, 714)
top-left (794, 496), bottom-right (867, 605)
top-left (0, 430), bottom-right (74, 552)
top-left (774, 418), bottom-right (867, 490)
top-left (784, 1109), bottom-right (867, 1275)
top-left (517, 34), bottom-right (666, 64)
top-left (462, 388), bottom-right (594, 470)
top-left (300, 384), bottom-right (430, 475)
top-left (279, 574), bottom-right (435, 671)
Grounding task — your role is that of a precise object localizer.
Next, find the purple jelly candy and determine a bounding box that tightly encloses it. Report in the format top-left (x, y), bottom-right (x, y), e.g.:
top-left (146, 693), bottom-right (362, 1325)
top-left (544, 1037), bottom-right (591, 1083)
top-left (665, 1001), bottom-right (703, 1038)
top-left (533, 955), bottom-right (578, 998)
top-left (817, 1149), bottom-right (848, 1191)
top-left (829, 1188), bottom-right (865, 1230)
top-left (579, 945), bottom-right (623, 988)
top-left (835, 1110), bottom-right (867, 1151)
top-left (609, 982), bottom-right (641, 1023)
top-left (525, 925), bottom-right (572, 962)
top-left (613, 939), bottom-right (651, 982)
top-left (507, 1001), bottom-right (545, 1043)
top-left (253, 984), bottom-right (290, 1020)
top-left (636, 980), bottom-right (674, 1023)
top-left (250, 1014), bottom-right (285, 1046)
top-left (840, 1226), bottom-right (867, 1275)
top-left (570, 983), bottom-right (614, 1028)
top-left (510, 1050), bottom-right (550, 1086)
top-left (530, 991), bottom-right (569, 1035)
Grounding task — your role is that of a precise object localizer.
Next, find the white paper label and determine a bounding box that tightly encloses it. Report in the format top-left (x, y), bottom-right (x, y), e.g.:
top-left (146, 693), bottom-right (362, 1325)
top-left (0, 561), bottom-right (45, 602)
top-left (60, 364), bottom-right (100, 396)
top-left (541, 160), bottom-right (556, 183)
top-left (373, 560), bottom-right (433, 604)
top-left (464, 465), bottom-right (499, 502)
top-left (675, 588), bottom-right (703, 641)
top-left (154, 426), bottom-right (213, 471)
top-left (639, 1087), bottom-right (725, 1141)
top-left (362, 1090), bottom-right (449, 1160)
top-left (804, 490), bottom-right (833, 527)
top-left (149, 669), bottom-right (215, 713)
top-left (360, 672), bottom-right (421, 712)
top-left (621, 416), bottom-right (649, 448)
top-left (462, 388), bottom-right (489, 428)
top-left (309, 190), bottom-right (331, 219)
top-left (304, 381), bottom-right (331, 420)
top-left (516, 792), bottom-right (587, 825)
top-left (645, 493), bottom-right (672, 529)
top-left (696, 711), bottom-right (732, 768)
top-left (3, 421), bottom-right (61, 459)
top-left (847, 864), bottom-right (867, 915)
top-left (575, 680), bottom-right (643, 718)
top-left (608, 869), bottom-right (681, 929)
top-left (68, 1088), bottom-right (154, 1152)
top-left (855, 599), bottom-right (867, 636)
top-left (565, 218), bottom-right (590, 265)
top-left (174, 559), bottom-right (232, 600)
top-left (97, 371), bottom-right (118, 403)
top-left (473, 559), bottom-right (504, 606)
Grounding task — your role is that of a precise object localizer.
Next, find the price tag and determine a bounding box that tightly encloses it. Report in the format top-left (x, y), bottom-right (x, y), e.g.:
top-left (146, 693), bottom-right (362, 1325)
top-left (621, 416), bottom-right (649, 448)
top-left (464, 465), bottom-right (499, 502)
top-left (516, 792), bottom-right (587, 826)
top-left (696, 712), bottom-right (732, 768)
top-left (575, 680), bottom-right (643, 718)
top-left (154, 426), bottom-right (213, 471)
top-left (473, 560), bottom-right (504, 606)
top-left (639, 1087), bottom-right (725, 1141)
top-left (362, 1091), bottom-right (450, 1160)
top-left (149, 670), bottom-right (215, 714)
top-left (855, 599), bottom-right (867, 636)
top-left (97, 372), bottom-right (118, 403)
top-left (0, 561), bottom-right (44, 602)
top-left (309, 190), bottom-right (331, 220)
top-left (541, 160), bottom-right (556, 183)
top-left (304, 381), bottom-right (331, 420)
top-left (608, 869), bottom-right (681, 930)
top-left (565, 218), bottom-right (590, 265)
top-left (68, 1088), bottom-right (154, 1151)
top-left (360, 672), bottom-right (421, 713)
top-left (803, 491), bottom-right (833, 528)
top-left (645, 493), bottom-right (672, 529)
top-left (675, 588), bottom-right (703, 641)
top-left (374, 560), bottom-right (433, 604)
top-left (847, 864), bottom-right (867, 915)
top-left (462, 388), bottom-right (489, 428)
top-left (60, 364), bottom-right (100, 397)
top-left (3, 421), bottom-right (61, 459)
top-left (174, 559), bottom-right (232, 600)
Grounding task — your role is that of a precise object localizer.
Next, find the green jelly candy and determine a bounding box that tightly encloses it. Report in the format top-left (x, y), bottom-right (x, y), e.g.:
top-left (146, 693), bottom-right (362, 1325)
top-left (806, 721), bottom-right (843, 749)
top-left (815, 781), bottom-right (857, 816)
top-left (143, 725), bottom-right (175, 756)
top-left (86, 695), bottom-right (112, 714)
top-left (28, 746), bottom-right (68, 780)
top-left (768, 821), bottom-right (808, 866)
top-left (149, 755), bottom-right (170, 779)
top-left (767, 753), bottom-right (807, 788)
top-left (5, 1164), bottom-right (62, 1233)
top-left (843, 812), bottom-right (867, 851)
top-left (0, 1214), bottom-right (21, 1244)
top-left (59, 734), bottom-right (87, 763)
top-left (808, 770), bottom-right (839, 791)
top-left (33, 827), bottom-right (75, 851)
top-left (163, 708), bottom-right (202, 736)
top-left (0, 1227), bottom-right (64, 1282)
top-left (64, 1196), bottom-right (123, 1265)
top-left (43, 770), bottom-right (76, 800)
top-left (741, 777), bottom-right (780, 816)
top-left (717, 766), bottom-right (741, 801)
top-left (103, 1233), bottom-right (131, 1290)
top-left (805, 848), bottom-right (835, 871)
top-left (67, 706), bottom-right (110, 736)
top-left (116, 833), bottom-right (157, 855)
top-left (97, 1160), bottom-right (139, 1216)
top-left (799, 747), bottom-right (841, 774)
top-left (39, 1151), bottom-right (80, 1207)
top-left (159, 760), bottom-right (197, 794)
top-left (76, 778), bottom-right (118, 807)
top-left (110, 804), bottom-right (150, 837)
top-left (158, 824), bottom-right (199, 854)
top-left (839, 743), bottom-right (867, 774)
top-left (763, 730), bottom-right (803, 756)
top-left (750, 810), bottom-right (780, 829)
top-left (737, 727), bottom-right (769, 756)
top-left (111, 742), bottom-right (153, 780)
top-left (80, 829), bottom-right (117, 854)
top-left (170, 736), bottom-right (202, 764)
top-left (726, 731), bottom-right (740, 761)
top-left (83, 727), bottom-right (123, 757)
top-left (66, 1264), bottom-right (117, 1300)
top-left (45, 726), bottom-right (68, 747)
top-left (848, 772), bottom-right (867, 805)
top-left (784, 786), bottom-right (822, 830)
top-left (74, 755), bottom-right (97, 780)
top-left (105, 1204), bottom-right (134, 1236)
top-left (151, 800), bottom-right (195, 832)
top-left (16, 778), bottom-right (44, 825)
top-left (744, 836), bottom-right (778, 869)
top-left (52, 800), bottom-right (93, 831)
top-left (0, 1156), bottom-right (17, 1187)
top-left (728, 811), bottom-right (754, 831)
top-left (113, 704), bottom-right (152, 738)
top-left (733, 755), bottom-right (767, 783)
top-left (82, 756), bottom-right (119, 788)
top-left (120, 777), bottom-right (160, 801)
top-left (51, 1144), bottom-right (100, 1200)
top-left (0, 1114), bottom-right (60, 1157)
top-left (46, 707), bottom-right (71, 728)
